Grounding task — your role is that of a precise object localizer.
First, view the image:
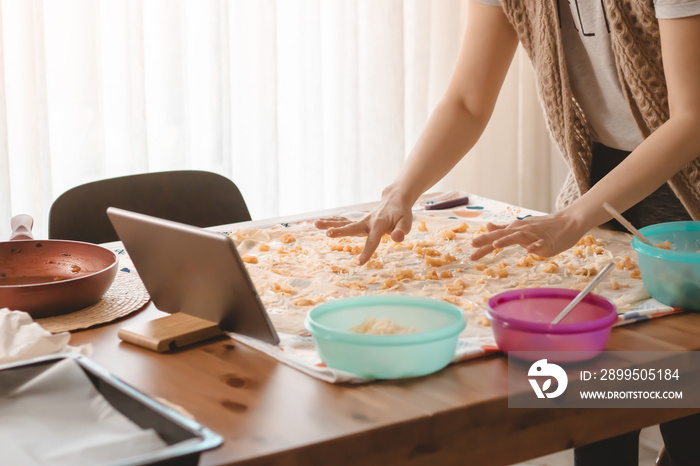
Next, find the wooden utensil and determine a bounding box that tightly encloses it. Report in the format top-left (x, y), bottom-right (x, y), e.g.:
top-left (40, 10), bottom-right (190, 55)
top-left (602, 202), bottom-right (654, 246)
top-left (551, 262), bottom-right (616, 325)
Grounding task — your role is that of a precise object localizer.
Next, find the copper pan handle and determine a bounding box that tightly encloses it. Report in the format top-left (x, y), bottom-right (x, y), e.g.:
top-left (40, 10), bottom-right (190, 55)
top-left (10, 214), bottom-right (34, 240)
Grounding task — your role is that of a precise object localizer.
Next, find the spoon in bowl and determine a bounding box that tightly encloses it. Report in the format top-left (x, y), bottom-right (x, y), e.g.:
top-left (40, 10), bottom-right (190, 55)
top-left (551, 261), bottom-right (616, 325)
top-left (602, 202), bottom-right (653, 246)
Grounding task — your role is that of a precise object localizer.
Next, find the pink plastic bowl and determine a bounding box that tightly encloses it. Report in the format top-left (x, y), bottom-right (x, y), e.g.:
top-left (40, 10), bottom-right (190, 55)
top-left (486, 288), bottom-right (618, 362)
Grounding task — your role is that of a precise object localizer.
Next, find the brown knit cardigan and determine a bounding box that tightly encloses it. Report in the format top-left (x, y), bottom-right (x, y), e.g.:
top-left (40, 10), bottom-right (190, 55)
top-left (500, 0), bottom-right (700, 219)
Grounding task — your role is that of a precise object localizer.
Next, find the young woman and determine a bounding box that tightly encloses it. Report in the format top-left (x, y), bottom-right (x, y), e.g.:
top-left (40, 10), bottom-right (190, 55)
top-left (316, 1), bottom-right (700, 465)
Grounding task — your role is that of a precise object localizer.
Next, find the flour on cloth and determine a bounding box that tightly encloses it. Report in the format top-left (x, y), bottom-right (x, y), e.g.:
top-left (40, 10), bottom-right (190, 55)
top-left (231, 211), bottom-right (651, 340)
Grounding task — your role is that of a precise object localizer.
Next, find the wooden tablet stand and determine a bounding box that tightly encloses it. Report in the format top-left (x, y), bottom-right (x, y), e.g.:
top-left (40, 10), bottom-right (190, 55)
top-left (118, 313), bottom-right (223, 353)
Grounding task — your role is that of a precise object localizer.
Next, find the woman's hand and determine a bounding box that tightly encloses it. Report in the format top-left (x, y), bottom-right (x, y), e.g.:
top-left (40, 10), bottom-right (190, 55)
top-left (469, 211), bottom-right (585, 261)
top-left (315, 188), bottom-right (414, 265)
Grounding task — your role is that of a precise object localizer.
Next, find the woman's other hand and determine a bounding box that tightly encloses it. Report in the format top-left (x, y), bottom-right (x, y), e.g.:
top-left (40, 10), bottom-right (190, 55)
top-left (469, 212), bottom-right (585, 261)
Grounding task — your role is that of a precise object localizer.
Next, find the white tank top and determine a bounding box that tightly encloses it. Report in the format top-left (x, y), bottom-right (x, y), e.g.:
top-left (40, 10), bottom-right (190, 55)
top-left (474, 0), bottom-right (700, 151)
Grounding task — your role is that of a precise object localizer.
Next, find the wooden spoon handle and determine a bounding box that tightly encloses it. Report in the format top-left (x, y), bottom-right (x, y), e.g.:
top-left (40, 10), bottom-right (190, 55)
top-left (602, 203), bottom-right (653, 246)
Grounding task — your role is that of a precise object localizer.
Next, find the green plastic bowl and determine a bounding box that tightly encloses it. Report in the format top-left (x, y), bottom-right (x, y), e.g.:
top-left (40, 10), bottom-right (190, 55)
top-left (305, 295), bottom-right (466, 379)
top-left (631, 221), bottom-right (700, 310)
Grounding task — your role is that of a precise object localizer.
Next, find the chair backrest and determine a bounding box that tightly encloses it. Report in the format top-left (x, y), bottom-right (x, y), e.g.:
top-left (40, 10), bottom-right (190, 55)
top-left (49, 170), bottom-right (251, 244)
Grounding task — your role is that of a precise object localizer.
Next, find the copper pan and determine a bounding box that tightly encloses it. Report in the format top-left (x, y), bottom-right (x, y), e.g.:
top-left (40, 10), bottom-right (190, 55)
top-left (0, 215), bottom-right (118, 319)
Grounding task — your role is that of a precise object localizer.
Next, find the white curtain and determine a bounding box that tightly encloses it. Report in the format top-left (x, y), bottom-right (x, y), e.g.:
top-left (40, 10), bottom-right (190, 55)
top-left (0, 0), bottom-right (564, 240)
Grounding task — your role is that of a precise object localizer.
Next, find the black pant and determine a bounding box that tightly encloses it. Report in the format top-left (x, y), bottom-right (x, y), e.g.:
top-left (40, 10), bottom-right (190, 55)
top-left (574, 414), bottom-right (700, 466)
top-left (590, 142), bottom-right (691, 231)
top-left (574, 143), bottom-right (697, 466)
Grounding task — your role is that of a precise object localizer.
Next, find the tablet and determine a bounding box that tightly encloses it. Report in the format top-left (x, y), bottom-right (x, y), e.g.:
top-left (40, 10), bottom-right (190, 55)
top-left (107, 207), bottom-right (279, 345)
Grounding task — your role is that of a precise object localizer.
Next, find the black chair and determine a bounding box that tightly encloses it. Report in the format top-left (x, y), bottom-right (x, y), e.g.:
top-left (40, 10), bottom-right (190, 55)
top-left (49, 170), bottom-right (251, 244)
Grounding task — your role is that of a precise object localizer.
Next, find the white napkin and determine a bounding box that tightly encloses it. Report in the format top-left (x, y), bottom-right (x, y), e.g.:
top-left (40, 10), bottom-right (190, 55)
top-left (0, 308), bottom-right (90, 364)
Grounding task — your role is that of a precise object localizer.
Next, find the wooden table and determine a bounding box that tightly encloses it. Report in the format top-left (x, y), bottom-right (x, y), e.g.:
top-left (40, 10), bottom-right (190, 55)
top-left (70, 208), bottom-right (700, 466)
top-left (70, 307), bottom-right (700, 466)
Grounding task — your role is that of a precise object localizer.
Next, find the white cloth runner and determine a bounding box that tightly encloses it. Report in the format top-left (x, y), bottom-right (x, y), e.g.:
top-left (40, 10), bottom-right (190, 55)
top-left (229, 331), bottom-right (493, 384)
top-left (227, 193), bottom-right (680, 384)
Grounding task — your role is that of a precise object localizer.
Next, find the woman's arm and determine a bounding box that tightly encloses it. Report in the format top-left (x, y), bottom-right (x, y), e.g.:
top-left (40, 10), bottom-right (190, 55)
top-left (387, 1), bottom-right (519, 204)
top-left (316, 1), bottom-right (519, 264)
top-left (471, 14), bottom-right (700, 260)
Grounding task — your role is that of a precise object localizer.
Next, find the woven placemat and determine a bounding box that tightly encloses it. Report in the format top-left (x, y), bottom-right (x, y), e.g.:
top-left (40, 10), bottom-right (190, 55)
top-left (36, 270), bottom-right (150, 334)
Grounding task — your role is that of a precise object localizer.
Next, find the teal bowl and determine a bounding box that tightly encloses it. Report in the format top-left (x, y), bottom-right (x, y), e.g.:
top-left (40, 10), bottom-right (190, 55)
top-left (631, 221), bottom-right (700, 310)
top-left (305, 295), bottom-right (466, 379)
